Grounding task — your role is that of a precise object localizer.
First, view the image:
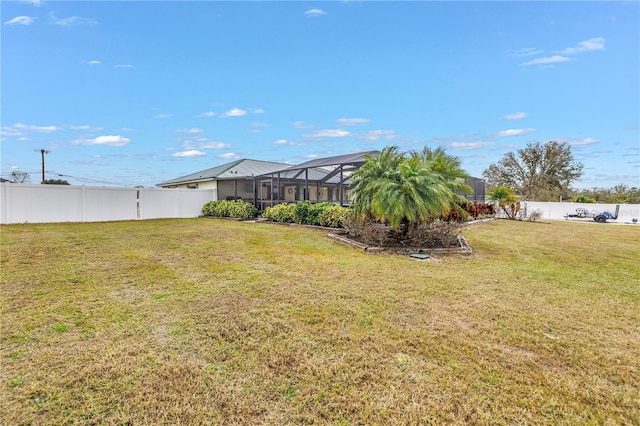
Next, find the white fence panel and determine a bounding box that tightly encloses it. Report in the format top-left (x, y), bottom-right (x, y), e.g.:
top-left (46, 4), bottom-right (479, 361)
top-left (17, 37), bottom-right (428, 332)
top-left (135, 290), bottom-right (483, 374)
top-left (523, 201), bottom-right (640, 223)
top-left (138, 188), bottom-right (214, 220)
top-left (1, 184), bottom-right (83, 223)
top-left (0, 183), bottom-right (215, 224)
top-left (85, 187), bottom-right (138, 222)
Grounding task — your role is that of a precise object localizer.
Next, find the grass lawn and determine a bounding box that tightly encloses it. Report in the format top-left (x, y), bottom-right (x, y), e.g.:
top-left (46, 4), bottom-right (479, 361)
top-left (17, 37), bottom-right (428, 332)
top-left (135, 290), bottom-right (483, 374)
top-left (1, 218), bottom-right (638, 425)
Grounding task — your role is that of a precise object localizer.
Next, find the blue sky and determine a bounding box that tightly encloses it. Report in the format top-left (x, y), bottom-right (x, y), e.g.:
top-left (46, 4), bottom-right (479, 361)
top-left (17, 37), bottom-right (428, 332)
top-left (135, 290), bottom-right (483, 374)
top-left (2, 1), bottom-right (639, 189)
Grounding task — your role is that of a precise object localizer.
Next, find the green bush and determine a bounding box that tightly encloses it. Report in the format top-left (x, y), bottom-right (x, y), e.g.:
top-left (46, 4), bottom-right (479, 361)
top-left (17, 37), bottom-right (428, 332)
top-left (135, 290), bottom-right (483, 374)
top-left (294, 201), bottom-right (311, 224)
top-left (201, 200), bottom-right (257, 219)
top-left (263, 202), bottom-right (350, 228)
top-left (263, 203), bottom-right (297, 223)
top-left (306, 202), bottom-right (328, 226)
top-left (318, 204), bottom-right (351, 228)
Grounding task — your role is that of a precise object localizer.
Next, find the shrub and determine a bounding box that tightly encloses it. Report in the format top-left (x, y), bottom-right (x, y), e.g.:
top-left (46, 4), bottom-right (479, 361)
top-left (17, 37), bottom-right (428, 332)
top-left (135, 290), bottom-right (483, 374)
top-left (263, 203), bottom-right (297, 223)
top-left (317, 205), bottom-right (351, 228)
top-left (293, 201), bottom-right (311, 224)
top-left (306, 202), bottom-right (328, 226)
top-left (294, 201), bottom-right (330, 226)
top-left (523, 209), bottom-right (544, 222)
top-left (442, 202), bottom-right (497, 222)
top-left (201, 200), bottom-right (257, 219)
top-left (264, 202), bottom-right (350, 228)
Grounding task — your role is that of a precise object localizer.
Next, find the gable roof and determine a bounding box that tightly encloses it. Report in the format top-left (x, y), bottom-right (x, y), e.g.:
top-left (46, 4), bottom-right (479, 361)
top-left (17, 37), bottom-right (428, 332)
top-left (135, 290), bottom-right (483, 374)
top-left (157, 158), bottom-right (290, 186)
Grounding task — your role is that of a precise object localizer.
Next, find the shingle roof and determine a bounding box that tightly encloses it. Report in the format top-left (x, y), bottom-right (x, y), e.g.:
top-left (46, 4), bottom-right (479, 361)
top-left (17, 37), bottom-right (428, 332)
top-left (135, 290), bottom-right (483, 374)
top-left (157, 159), bottom-right (290, 186)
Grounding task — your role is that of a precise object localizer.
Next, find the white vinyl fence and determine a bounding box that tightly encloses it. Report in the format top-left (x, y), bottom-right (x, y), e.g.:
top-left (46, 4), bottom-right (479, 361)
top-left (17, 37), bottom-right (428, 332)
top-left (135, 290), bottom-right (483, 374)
top-left (0, 183), bottom-right (215, 224)
top-left (522, 201), bottom-right (640, 224)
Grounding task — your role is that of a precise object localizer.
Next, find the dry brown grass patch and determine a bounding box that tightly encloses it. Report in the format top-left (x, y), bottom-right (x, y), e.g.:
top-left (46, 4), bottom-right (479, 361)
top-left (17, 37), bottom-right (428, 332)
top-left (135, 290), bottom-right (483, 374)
top-left (1, 218), bottom-right (638, 424)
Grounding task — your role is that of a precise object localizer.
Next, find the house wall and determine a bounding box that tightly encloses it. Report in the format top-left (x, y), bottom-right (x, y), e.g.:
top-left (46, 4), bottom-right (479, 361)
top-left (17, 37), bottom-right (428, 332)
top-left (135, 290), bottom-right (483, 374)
top-left (284, 186), bottom-right (296, 202)
top-left (196, 180), bottom-right (218, 191)
top-left (0, 183), bottom-right (215, 224)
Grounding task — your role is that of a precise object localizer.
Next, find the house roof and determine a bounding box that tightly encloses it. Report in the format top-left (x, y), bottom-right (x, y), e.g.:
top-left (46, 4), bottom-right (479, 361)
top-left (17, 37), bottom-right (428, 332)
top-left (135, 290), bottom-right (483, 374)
top-left (157, 158), bottom-right (290, 186)
top-left (253, 150), bottom-right (381, 185)
top-left (277, 150), bottom-right (380, 171)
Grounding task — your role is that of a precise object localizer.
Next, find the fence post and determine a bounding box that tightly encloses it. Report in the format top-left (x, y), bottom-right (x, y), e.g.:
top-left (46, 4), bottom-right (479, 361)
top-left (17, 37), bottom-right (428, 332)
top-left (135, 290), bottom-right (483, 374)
top-left (3, 183), bottom-right (11, 224)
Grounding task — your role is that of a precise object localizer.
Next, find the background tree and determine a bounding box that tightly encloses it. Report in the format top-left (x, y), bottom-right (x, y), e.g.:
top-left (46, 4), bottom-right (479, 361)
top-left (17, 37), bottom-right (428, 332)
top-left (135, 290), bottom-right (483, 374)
top-left (483, 141), bottom-right (583, 200)
top-left (9, 171), bottom-right (31, 183)
top-left (572, 185), bottom-right (639, 204)
top-left (43, 179), bottom-right (70, 185)
top-left (572, 195), bottom-right (596, 203)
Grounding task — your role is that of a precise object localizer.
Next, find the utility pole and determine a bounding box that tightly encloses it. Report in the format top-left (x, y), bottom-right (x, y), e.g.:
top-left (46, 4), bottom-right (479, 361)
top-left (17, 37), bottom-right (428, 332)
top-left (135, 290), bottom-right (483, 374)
top-left (35, 149), bottom-right (51, 184)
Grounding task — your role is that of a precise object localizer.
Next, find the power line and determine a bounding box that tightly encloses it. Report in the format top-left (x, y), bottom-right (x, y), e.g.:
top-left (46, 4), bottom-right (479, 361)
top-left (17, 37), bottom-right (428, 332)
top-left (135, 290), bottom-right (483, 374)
top-left (45, 171), bottom-right (132, 187)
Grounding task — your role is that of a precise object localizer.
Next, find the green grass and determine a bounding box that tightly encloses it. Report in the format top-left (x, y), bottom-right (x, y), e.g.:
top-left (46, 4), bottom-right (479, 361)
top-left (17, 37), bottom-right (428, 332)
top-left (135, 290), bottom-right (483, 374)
top-left (1, 218), bottom-right (638, 425)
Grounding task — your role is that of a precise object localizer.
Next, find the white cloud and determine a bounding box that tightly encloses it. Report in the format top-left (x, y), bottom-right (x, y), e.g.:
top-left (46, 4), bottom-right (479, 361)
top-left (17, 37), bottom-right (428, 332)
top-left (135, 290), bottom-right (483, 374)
top-left (301, 154), bottom-right (319, 158)
top-left (521, 55), bottom-right (571, 66)
top-left (196, 111), bottom-right (216, 117)
top-left (336, 118), bottom-right (370, 126)
top-left (21, 0), bottom-right (43, 5)
top-left (304, 9), bottom-right (327, 17)
top-left (565, 137), bottom-right (600, 146)
top-left (509, 47), bottom-right (543, 58)
top-left (503, 112), bottom-right (527, 120)
top-left (293, 121), bottom-right (314, 129)
top-left (359, 130), bottom-right (396, 141)
top-left (154, 113), bottom-right (172, 119)
top-left (72, 135), bottom-right (131, 147)
top-left (557, 37), bottom-right (605, 55)
top-left (52, 14), bottom-right (98, 26)
top-left (450, 141), bottom-right (494, 151)
top-left (218, 152), bottom-right (240, 159)
top-left (493, 128), bottom-right (536, 137)
top-left (173, 150), bottom-right (206, 158)
top-left (195, 139), bottom-right (229, 149)
top-left (221, 108), bottom-right (247, 118)
top-left (68, 124), bottom-right (103, 131)
top-left (115, 64), bottom-right (134, 69)
top-left (251, 108), bottom-right (265, 114)
top-left (13, 123), bottom-right (60, 133)
top-left (1, 127), bottom-right (23, 137)
top-left (4, 16), bottom-right (35, 26)
top-left (272, 139), bottom-right (306, 146)
top-left (304, 129), bottom-right (350, 138)
top-left (176, 127), bottom-right (203, 134)
top-left (88, 60), bottom-right (101, 65)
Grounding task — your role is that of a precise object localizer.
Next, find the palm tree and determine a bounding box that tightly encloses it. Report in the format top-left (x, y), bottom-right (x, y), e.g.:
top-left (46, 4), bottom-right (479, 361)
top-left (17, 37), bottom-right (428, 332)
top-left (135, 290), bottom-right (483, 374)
top-left (350, 146), bottom-right (403, 221)
top-left (350, 145), bottom-right (466, 234)
top-left (416, 146), bottom-right (473, 216)
top-left (487, 186), bottom-right (520, 219)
